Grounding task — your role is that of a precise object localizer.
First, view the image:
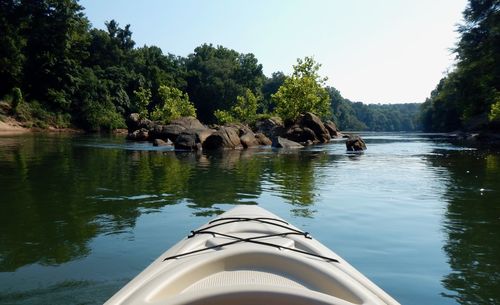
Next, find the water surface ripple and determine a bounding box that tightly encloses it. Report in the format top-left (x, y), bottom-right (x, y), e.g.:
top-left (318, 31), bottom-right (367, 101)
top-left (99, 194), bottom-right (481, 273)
top-left (0, 133), bottom-right (499, 305)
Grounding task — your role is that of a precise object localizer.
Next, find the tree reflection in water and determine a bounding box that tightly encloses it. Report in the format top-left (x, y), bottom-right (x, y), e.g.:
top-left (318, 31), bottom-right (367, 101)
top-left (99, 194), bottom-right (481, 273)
top-left (428, 150), bottom-right (500, 305)
top-left (0, 135), bottom-right (328, 271)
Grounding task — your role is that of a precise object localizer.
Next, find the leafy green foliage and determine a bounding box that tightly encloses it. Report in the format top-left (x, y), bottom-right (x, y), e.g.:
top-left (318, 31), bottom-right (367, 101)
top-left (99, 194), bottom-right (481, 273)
top-left (186, 44), bottom-right (265, 123)
top-left (213, 110), bottom-right (235, 125)
top-left (11, 87), bottom-right (23, 113)
top-left (272, 57), bottom-right (331, 122)
top-left (133, 87), bottom-right (152, 119)
top-left (0, 1), bottom-right (420, 132)
top-left (421, 0), bottom-right (500, 132)
top-left (489, 99), bottom-right (500, 122)
top-left (151, 86), bottom-right (196, 123)
top-left (262, 72), bottom-right (286, 113)
top-left (329, 87), bottom-right (421, 131)
top-left (214, 89), bottom-right (258, 124)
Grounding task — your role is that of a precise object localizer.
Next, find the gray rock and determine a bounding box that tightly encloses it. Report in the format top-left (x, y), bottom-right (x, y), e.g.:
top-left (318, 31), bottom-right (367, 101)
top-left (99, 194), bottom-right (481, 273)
top-left (126, 128), bottom-right (149, 141)
top-left (346, 135), bottom-right (367, 151)
top-left (162, 124), bottom-right (187, 142)
top-left (126, 113), bottom-right (141, 132)
top-left (226, 123), bottom-right (253, 137)
top-left (240, 131), bottom-right (259, 148)
top-left (271, 136), bottom-right (303, 149)
top-left (284, 125), bottom-right (318, 144)
top-left (255, 133), bottom-right (272, 146)
top-left (254, 117), bottom-right (285, 138)
top-left (324, 120), bottom-right (340, 137)
top-left (174, 133), bottom-right (201, 151)
top-left (203, 127), bottom-right (242, 150)
top-left (153, 139), bottom-right (170, 146)
top-left (126, 113), bottom-right (154, 132)
top-left (195, 129), bottom-right (215, 144)
top-left (300, 112), bottom-right (331, 143)
top-left (170, 117), bottom-right (205, 130)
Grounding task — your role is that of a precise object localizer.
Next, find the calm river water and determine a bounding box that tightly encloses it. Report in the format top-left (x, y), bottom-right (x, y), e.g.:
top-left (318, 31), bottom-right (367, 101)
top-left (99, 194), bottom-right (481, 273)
top-left (0, 133), bottom-right (498, 305)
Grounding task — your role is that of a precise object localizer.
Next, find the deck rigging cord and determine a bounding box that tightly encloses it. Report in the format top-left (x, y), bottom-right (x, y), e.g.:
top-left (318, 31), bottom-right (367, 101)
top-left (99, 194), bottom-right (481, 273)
top-left (163, 217), bottom-right (339, 263)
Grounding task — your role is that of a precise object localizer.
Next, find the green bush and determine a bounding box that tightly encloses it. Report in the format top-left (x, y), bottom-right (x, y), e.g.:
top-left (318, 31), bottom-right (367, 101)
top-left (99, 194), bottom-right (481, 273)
top-left (214, 89), bottom-right (259, 125)
top-left (214, 109), bottom-right (235, 125)
top-left (133, 87), bottom-right (152, 119)
top-left (271, 57), bottom-right (331, 122)
top-left (489, 98), bottom-right (500, 122)
top-left (151, 85), bottom-right (196, 123)
top-left (11, 87), bottom-right (23, 113)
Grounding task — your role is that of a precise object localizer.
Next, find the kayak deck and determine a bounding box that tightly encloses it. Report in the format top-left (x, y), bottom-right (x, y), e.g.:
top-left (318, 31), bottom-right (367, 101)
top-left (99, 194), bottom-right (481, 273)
top-left (105, 205), bottom-right (400, 305)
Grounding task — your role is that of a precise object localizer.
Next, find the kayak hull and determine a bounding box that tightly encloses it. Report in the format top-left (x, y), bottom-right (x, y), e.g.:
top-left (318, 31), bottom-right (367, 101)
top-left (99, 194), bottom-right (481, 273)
top-left (105, 205), bottom-right (400, 305)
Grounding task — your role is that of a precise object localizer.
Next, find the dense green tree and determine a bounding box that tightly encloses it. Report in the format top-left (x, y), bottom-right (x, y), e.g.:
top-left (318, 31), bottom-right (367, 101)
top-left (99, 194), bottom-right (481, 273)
top-left (421, 0), bottom-right (500, 132)
top-left (262, 71), bottom-right (286, 113)
top-left (329, 87), bottom-right (420, 131)
top-left (0, 0), bottom-right (25, 97)
top-left (21, 0), bottom-right (90, 112)
top-left (71, 67), bottom-right (125, 131)
top-left (0, 0), bottom-right (421, 132)
top-left (214, 89), bottom-right (259, 124)
top-left (151, 85), bottom-right (196, 123)
top-left (185, 44), bottom-right (265, 123)
top-left (272, 57), bottom-right (331, 122)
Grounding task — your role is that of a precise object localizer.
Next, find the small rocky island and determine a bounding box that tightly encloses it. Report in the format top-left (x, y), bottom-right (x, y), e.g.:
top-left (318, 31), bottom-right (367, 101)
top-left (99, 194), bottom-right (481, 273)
top-left (126, 112), bottom-right (367, 151)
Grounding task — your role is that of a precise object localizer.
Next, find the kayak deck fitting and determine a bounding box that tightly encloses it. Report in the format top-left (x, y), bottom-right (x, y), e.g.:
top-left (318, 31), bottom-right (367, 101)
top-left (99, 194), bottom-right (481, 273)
top-left (104, 205), bottom-right (401, 305)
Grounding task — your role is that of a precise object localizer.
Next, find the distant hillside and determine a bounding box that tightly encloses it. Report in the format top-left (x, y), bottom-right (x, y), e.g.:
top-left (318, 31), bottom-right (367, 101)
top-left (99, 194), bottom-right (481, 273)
top-left (328, 87), bottom-right (421, 131)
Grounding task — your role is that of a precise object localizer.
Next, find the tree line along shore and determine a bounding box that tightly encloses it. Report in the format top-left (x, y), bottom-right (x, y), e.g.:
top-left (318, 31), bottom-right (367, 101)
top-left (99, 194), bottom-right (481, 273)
top-left (0, 0), bottom-right (498, 140)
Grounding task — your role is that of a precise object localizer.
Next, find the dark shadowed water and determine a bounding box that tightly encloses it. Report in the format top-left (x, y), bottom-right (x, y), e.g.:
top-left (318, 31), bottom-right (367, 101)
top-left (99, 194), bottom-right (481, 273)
top-left (0, 133), bottom-right (498, 305)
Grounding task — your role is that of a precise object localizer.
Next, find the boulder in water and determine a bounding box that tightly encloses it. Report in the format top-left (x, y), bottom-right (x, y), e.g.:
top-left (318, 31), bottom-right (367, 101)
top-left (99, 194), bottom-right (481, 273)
top-left (346, 135), bottom-right (367, 151)
top-left (153, 138), bottom-right (170, 147)
top-left (127, 128), bottom-right (149, 141)
top-left (271, 136), bottom-right (303, 149)
top-left (203, 126), bottom-right (242, 150)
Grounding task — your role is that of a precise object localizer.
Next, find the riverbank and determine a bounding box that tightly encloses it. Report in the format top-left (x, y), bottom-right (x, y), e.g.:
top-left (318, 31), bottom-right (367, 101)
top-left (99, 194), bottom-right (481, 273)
top-left (0, 117), bottom-right (30, 135)
top-left (0, 115), bottom-right (87, 135)
top-left (447, 130), bottom-right (500, 148)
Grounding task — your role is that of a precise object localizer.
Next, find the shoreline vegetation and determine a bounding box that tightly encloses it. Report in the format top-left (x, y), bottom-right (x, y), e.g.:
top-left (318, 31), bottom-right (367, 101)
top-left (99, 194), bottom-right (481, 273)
top-left (0, 0), bottom-right (498, 147)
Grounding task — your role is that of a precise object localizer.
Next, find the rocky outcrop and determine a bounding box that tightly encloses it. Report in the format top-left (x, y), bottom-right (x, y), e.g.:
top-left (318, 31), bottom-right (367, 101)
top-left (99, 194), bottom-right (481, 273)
top-left (285, 125), bottom-right (318, 144)
top-left (279, 112), bottom-right (333, 145)
top-left (272, 136), bottom-right (303, 149)
top-left (153, 139), bottom-right (171, 146)
top-left (126, 113), bottom-right (154, 132)
top-left (346, 135), bottom-right (367, 151)
top-left (255, 133), bottom-right (272, 146)
top-left (324, 120), bottom-right (340, 138)
top-left (203, 126), bottom-right (242, 150)
top-left (240, 132), bottom-right (259, 148)
top-left (126, 128), bottom-right (149, 141)
top-left (237, 130), bottom-right (273, 148)
top-left (299, 112), bottom-right (331, 143)
top-left (126, 114), bottom-right (216, 151)
top-left (226, 123), bottom-right (253, 137)
top-left (196, 129), bottom-right (216, 144)
top-left (125, 112), bottom-right (343, 151)
top-left (170, 116), bottom-right (206, 130)
top-left (254, 117), bottom-right (285, 138)
top-left (149, 124), bottom-right (185, 141)
top-left (174, 132), bottom-right (202, 151)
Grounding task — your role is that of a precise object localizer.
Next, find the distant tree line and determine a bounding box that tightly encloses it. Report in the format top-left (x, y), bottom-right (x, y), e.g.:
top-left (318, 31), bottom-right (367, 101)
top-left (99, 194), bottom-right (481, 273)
top-left (329, 87), bottom-right (421, 131)
top-left (421, 0), bottom-right (500, 132)
top-left (0, 0), bottom-right (420, 132)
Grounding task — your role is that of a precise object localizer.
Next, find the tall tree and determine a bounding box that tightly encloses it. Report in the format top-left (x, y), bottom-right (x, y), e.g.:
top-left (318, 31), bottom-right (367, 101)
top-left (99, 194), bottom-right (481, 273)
top-left (0, 0), bottom-right (25, 96)
top-left (272, 57), bottom-right (331, 122)
top-left (185, 44), bottom-right (264, 123)
top-left (21, 0), bottom-right (90, 111)
top-left (421, 0), bottom-right (500, 131)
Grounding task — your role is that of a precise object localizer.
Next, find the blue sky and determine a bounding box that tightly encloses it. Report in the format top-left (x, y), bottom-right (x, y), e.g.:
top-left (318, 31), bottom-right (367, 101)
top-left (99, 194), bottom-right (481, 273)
top-left (79, 0), bottom-right (468, 104)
